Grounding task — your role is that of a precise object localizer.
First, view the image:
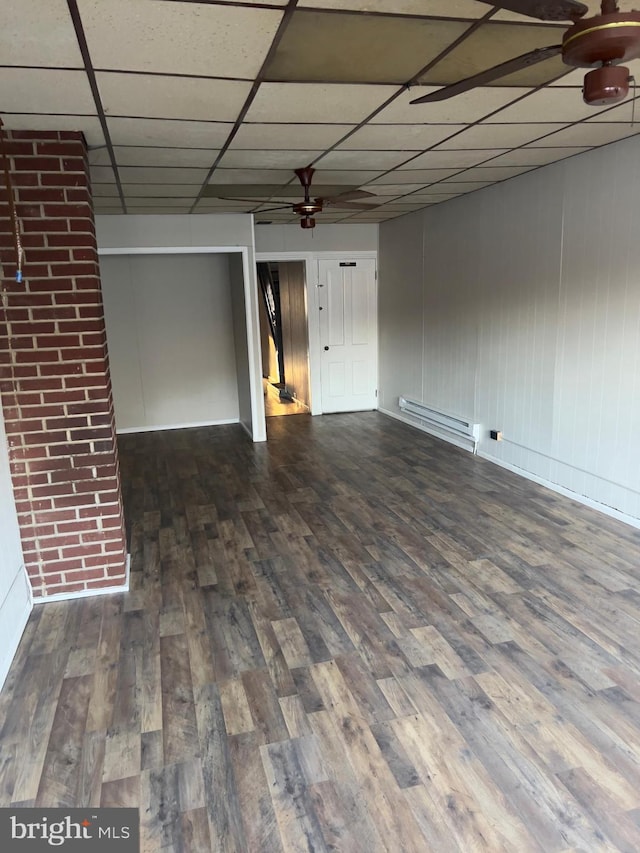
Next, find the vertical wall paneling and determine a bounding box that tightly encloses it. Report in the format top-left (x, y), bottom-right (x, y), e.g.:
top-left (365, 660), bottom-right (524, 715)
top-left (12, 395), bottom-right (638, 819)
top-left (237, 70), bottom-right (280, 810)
top-left (378, 133), bottom-right (640, 522)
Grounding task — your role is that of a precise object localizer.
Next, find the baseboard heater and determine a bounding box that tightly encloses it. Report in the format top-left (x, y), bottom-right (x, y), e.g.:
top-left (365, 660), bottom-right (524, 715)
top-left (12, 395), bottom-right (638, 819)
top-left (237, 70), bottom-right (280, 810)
top-left (398, 396), bottom-right (481, 452)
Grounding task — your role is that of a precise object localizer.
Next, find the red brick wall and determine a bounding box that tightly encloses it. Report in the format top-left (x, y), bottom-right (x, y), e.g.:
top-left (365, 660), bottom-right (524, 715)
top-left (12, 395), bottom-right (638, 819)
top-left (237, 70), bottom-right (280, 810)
top-left (0, 130), bottom-right (127, 598)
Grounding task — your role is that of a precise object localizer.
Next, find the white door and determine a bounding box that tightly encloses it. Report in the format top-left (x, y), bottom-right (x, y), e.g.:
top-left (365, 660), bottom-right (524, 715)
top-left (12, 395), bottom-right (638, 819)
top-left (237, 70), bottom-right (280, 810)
top-left (0, 412), bottom-right (31, 690)
top-left (318, 258), bottom-right (377, 413)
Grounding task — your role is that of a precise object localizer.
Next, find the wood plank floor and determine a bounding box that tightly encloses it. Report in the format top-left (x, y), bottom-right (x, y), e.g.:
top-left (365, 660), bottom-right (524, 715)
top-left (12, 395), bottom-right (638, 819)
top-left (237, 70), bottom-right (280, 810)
top-left (2, 412), bottom-right (640, 852)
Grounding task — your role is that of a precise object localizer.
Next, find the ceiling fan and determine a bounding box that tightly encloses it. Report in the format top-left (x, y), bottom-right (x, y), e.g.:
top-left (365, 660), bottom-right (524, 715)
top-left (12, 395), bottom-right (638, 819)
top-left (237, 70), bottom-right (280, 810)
top-left (210, 167), bottom-right (379, 229)
top-left (411, 1), bottom-right (640, 107)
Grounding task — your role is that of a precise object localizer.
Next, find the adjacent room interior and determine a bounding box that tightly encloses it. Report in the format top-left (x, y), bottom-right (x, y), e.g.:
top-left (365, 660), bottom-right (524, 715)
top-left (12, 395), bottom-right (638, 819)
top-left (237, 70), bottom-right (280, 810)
top-left (1, 1), bottom-right (640, 851)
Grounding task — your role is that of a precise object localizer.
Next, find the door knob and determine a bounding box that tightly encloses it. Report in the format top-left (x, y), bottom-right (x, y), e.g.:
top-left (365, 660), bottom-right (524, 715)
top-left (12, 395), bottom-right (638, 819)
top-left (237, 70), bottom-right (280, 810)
top-left (324, 346), bottom-right (329, 351)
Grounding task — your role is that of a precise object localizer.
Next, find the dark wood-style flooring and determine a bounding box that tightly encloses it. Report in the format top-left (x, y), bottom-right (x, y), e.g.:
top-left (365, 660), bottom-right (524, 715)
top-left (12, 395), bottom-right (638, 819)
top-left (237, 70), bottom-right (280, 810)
top-left (1, 413), bottom-right (640, 852)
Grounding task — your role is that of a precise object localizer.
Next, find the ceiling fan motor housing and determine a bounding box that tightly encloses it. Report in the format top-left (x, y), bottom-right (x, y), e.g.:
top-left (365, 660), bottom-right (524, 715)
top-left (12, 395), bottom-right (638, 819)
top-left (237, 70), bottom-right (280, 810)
top-left (562, 10), bottom-right (640, 104)
top-left (583, 64), bottom-right (630, 104)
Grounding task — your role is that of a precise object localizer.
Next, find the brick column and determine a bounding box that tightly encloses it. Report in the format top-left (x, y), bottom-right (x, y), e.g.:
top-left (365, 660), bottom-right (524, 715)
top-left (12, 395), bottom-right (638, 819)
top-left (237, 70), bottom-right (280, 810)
top-left (0, 130), bottom-right (127, 599)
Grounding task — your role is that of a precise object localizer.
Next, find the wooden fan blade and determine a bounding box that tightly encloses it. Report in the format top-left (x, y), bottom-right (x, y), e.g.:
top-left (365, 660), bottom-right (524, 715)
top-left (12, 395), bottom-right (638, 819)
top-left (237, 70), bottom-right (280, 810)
top-left (410, 44), bottom-right (562, 104)
top-left (207, 196), bottom-right (287, 205)
top-left (323, 200), bottom-right (379, 210)
top-left (474, 0), bottom-right (587, 20)
top-left (253, 204), bottom-right (293, 213)
top-left (326, 189), bottom-right (377, 202)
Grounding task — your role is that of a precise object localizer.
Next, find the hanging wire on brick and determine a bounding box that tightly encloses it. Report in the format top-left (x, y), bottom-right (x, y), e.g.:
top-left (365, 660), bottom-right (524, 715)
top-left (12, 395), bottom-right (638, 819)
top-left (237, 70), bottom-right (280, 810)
top-left (0, 119), bottom-right (24, 283)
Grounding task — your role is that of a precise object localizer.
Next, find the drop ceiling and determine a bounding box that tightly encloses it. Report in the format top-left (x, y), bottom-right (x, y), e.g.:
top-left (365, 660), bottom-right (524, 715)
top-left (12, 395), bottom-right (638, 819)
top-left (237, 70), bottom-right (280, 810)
top-left (2, 0), bottom-right (640, 224)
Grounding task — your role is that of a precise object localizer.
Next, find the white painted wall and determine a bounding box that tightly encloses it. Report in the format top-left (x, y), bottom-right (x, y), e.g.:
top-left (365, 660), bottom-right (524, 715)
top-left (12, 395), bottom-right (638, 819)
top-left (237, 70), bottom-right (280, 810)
top-left (0, 411), bottom-right (31, 690)
top-left (96, 213), bottom-right (254, 250)
top-left (255, 223), bottom-right (378, 253)
top-left (96, 214), bottom-right (266, 441)
top-left (101, 253), bottom-right (240, 432)
top-left (379, 133), bottom-right (640, 522)
top-left (229, 253), bottom-right (253, 435)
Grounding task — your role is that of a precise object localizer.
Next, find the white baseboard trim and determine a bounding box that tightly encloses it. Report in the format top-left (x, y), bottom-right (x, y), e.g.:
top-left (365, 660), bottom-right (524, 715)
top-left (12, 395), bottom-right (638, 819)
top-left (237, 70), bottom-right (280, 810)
top-left (116, 418), bottom-right (239, 435)
top-left (32, 553), bottom-right (131, 604)
top-left (379, 407), bottom-right (476, 454)
top-left (477, 452), bottom-right (640, 530)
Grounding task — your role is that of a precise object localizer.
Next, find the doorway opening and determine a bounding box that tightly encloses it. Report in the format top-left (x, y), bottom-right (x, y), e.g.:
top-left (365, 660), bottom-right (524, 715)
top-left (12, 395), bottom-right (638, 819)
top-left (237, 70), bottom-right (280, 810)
top-left (257, 261), bottom-right (311, 419)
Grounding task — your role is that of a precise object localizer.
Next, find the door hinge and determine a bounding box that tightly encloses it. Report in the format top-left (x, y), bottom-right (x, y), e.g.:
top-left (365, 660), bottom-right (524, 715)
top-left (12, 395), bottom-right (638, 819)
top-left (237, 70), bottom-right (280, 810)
top-left (375, 389), bottom-right (378, 397)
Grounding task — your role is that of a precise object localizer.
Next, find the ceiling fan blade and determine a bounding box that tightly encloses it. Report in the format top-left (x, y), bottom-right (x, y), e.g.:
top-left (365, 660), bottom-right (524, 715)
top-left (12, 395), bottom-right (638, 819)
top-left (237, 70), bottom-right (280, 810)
top-left (474, 0), bottom-right (587, 21)
top-left (410, 44), bottom-right (562, 104)
top-left (325, 189), bottom-right (377, 202)
top-left (253, 204), bottom-right (293, 213)
top-left (206, 196), bottom-right (288, 205)
top-left (322, 199), bottom-right (380, 210)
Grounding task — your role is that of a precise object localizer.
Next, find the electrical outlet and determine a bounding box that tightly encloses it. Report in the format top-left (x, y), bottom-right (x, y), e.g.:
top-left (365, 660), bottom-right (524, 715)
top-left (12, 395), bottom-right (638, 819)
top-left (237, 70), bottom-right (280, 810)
top-left (490, 430), bottom-right (503, 441)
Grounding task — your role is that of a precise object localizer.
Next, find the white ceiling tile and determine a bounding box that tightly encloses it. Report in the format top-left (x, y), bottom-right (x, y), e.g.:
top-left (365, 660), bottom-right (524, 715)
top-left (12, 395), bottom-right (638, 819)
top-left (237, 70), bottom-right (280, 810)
top-left (366, 184), bottom-right (428, 196)
top-left (436, 180), bottom-right (494, 192)
top-left (1, 114), bottom-right (105, 147)
top-left (2, 0), bottom-right (83, 67)
top-left (196, 204), bottom-right (260, 214)
top-left (372, 169), bottom-right (460, 184)
top-left (91, 166), bottom-right (117, 183)
top-left (114, 166), bottom-right (208, 184)
top-left (490, 87), bottom-right (612, 123)
top-left (549, 70), bottom-right (587, 86)
top-left (340, 124), bottom-right (464, 150)
top-left (487, 146), bottom-right (590, 166)
top-left (125, 198), bottom-right (194, 207)
top-left (97, 73), bottom-right (251, 121)
top-left (231, 124), bottom-right (355, 150)
top-left (214, 0), bottom-right (287, 4)
top-left (316, 149), bottom-right (412, 170)
top-left (456, 165), bottom-right (536, 181)
top-left (405, 193), bottom-right (461, 202)
top-left (123, 185), bottom-right (200, 198)
top-left (377, 167), bottom-right (463, 182)
top-left (529, 123), bottom-right (640, 147)
top-left (0, 69), bottom-right (96, 115)
top-left (107, 117), bottom-right (233, 149)
top-left (109, 147), bottom-right (218, 168)
top-left (92, 184), bottom-right (120, 197)
top-left (375, 87), bottom-right (528, 124)
top-left (298, 0), bottom-right (483, 13)
top-left (209, 169), bottom-right (292, 184)
top-left (311, 170), bottom-right (383, 184)
top-left (244, 83), bottom-right (396, 124)
top-left (586, 98), bottom-right (639, 123)
top-left (89, 148), bottom-right (112, 166)
top-left (78, 0), bottom-right (283, 78)
top-left (378, 202), bottom-right (430, 209)
top-left (127, 207), bottom-right (192, 214)
top-left (399, 148), bottom-right (509, 168)
top-left (218, 150), bottom-right (324, 169)
top-left (436, 123), bottom-right (567, 148)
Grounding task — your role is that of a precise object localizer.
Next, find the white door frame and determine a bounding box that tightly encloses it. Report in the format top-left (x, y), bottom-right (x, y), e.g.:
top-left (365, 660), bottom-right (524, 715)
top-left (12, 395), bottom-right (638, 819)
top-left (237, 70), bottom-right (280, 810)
top-left (99, 245), bottom-right (266, 442)
top-left (256, 251), bottom-right (377, 417)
